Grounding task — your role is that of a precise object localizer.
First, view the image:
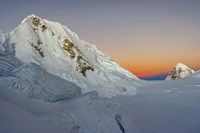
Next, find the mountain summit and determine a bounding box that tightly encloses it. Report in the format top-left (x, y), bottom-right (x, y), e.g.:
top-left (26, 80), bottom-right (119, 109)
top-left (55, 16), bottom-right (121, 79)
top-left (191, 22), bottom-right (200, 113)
top-left (166, 63), bottom-right (195, 80)
top-left (8, 14), bottom-right (140, 96)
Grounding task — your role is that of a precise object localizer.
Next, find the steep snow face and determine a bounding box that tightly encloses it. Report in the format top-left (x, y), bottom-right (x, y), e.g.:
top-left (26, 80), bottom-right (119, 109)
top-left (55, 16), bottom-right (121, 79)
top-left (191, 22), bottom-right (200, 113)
top-left (1, 63), bottom-right (81, 102)
top-left (0, 39), bottom-right (81, 102)
top-left (9, 14), bottom-right (140, 97)
top-left (0, 33), bottom-right (22, 76)
top-left (166, 63), bottom-right (195, 80)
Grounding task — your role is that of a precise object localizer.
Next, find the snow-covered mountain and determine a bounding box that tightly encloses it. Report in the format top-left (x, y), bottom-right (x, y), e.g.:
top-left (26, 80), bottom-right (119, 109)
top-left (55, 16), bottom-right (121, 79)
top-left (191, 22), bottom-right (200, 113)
top-left (0, 34), bottom-right (81, 102)
top-left (166, 63), bottom-right (195, 80)
top-left (8, 14), bottom-right (140, 97)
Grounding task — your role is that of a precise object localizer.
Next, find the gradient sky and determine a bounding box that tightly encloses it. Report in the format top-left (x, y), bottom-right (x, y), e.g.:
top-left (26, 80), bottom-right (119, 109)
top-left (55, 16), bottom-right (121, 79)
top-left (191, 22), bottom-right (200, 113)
top-left (0, 0), bottom-right (200, 78)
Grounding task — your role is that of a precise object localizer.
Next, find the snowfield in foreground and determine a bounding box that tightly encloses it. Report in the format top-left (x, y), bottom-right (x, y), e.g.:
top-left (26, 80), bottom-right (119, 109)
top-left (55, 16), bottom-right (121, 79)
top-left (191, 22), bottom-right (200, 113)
top-left (1, 78), bottom-right (200, 133)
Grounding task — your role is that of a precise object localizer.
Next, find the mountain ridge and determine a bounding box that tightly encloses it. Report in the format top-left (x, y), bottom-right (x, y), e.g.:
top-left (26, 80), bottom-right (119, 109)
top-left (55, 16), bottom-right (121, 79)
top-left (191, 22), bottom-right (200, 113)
top-left (6, 14), bottom-right (140, 97)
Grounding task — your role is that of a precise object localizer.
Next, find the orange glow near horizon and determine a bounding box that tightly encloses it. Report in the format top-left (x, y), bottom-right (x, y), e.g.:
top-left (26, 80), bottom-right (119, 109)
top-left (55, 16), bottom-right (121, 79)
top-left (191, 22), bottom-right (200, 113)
top-left (108, 50), bottom-right (200, 78)
top-left (89, 21), bottom-right (200, 78)
top-left (120, 63), bottom-right (169, 78)
top-left (120, 62), bottom-right (200, 78)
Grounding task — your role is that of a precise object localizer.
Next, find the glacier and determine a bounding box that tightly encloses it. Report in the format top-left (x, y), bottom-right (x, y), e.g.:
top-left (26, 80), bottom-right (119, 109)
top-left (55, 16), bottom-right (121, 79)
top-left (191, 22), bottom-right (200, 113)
top-left (0, 33), bottom-right (81, 102)
top-left (0, 77), bottom-right (200, 133)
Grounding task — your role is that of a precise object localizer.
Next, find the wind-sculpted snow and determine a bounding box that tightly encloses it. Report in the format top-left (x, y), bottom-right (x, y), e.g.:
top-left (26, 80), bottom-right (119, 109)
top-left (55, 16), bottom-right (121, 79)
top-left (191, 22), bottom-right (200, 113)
top-left (0, 52), bottom-right (22, 76)
top-left (1, 63), bottom-right (81, 102)
top-left (1, 78), bottom-right (200, 133)
top-left (0, 38), bottom-right (81, 102)
top-left (0, 87), bottom-right (140, 133)
top-left (9, 14), bottom-right (140, 97)
top-left (0, 37), bottom-right (23, 76)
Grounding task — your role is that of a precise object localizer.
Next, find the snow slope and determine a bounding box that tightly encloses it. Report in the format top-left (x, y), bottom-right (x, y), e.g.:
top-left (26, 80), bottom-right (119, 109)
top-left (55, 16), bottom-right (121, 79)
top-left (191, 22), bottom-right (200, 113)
top-left (166, 63), bottom-right (195, 80)
top-left (0, 36), bottom-right (81, 102)
top-left (0, 99), bottom-right (66, 133)
top-left (114, 78), bottom-right (200, 133)
top-left (1, 78), bottom-right (200, 133)
top-left (9, 14), bottom-right (140, 97)
top-left (0, 86), bottom-right (140, 133)
top-left (1, 63), bottom-right (81, 102)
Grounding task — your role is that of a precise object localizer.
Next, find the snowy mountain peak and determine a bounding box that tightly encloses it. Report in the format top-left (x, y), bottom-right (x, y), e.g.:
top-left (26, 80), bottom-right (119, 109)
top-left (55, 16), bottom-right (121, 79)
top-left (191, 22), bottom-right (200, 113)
top-left (13, 14), bottom-right (41, 32)
top-left (176, 63), bottom-right (188, 68)
top-left (11, 15), bottom-right (95, 76)
top-left (8, 14), bottom-right (139, 97)
top-left (22, 14), bottom-right (39, 21)
top-left (166, 63), bottom-right (195, 80)
top-left (29, 14), bottom-right (38, 17)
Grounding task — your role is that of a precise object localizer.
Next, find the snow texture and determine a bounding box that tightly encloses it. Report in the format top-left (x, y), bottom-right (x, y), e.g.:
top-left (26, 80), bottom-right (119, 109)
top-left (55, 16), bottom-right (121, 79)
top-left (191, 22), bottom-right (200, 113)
top-left (0, 36), bottom-right (81, 102)
top-left (0, 78), bottom-right (200, 133)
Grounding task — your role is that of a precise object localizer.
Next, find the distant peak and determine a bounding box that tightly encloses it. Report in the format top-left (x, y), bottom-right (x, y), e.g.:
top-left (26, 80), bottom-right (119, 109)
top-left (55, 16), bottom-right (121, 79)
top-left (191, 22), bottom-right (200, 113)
top-left (166, 63), bottom-right (195, 80)
top-left (176, 63), bottom-right (186, 67)
top-left (176, 63), bottom-right (184, 66)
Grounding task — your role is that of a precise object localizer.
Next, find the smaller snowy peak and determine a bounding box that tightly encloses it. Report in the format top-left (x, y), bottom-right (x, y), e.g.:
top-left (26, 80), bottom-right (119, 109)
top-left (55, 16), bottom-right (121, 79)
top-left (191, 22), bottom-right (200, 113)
top-left (166, 63), bottom-right (195, 80)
